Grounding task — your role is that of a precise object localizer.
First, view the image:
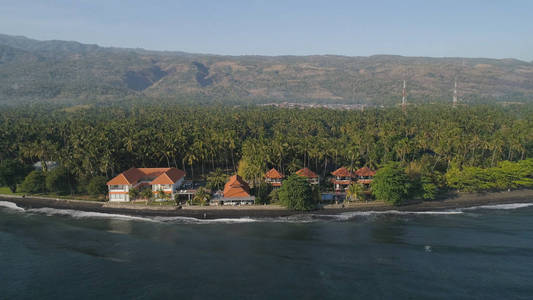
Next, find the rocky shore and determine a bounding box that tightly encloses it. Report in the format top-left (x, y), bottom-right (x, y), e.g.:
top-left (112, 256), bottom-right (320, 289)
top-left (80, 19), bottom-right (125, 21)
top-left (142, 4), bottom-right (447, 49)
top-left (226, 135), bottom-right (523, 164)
top-left (2, 189), bottom-right (533, 219)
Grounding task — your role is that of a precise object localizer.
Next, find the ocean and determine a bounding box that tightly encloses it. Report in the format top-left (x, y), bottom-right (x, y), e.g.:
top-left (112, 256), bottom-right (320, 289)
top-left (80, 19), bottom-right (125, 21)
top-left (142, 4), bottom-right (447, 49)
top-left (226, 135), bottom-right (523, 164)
top-left (1, 201), bottom-right (533, 299)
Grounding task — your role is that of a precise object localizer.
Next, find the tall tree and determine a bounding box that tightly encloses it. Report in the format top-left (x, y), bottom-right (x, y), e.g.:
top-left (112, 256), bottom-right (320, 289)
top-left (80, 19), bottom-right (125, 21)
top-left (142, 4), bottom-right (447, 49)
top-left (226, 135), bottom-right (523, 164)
top-left (0, 160), bottom-right (31, 193)
top-left (371, 162), bottom-right (411, 205)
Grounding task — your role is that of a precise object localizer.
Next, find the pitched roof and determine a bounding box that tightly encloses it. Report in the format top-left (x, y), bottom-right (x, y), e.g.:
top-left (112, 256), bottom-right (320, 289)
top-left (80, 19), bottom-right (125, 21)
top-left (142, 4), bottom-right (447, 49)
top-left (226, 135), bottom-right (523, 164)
top-left (265, 168), bottom-right (284, 179)
top-left (331, 167), bottom-right (353, 177)
top-left (354, 166), bottom-right (376, 177)
top-left (296, 168), bottom-right (318, 178)
top-left (150, 168), bottom-right (186, 184)
top-left (223, 175), bottom-right (251, 198)
top-left (107, 168), bottom-right (186, 185)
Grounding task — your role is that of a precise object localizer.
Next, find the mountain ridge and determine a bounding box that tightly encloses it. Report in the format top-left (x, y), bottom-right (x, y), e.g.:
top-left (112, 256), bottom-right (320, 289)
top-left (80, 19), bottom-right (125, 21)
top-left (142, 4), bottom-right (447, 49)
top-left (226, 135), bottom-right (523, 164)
top-left (1, 33), bottom-right (532, 105)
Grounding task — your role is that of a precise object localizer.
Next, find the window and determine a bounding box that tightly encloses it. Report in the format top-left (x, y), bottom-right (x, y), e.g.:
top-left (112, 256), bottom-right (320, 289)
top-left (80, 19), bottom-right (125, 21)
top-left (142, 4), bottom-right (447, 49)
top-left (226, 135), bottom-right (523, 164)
top-left (110, 194), bottom-right (125, 200)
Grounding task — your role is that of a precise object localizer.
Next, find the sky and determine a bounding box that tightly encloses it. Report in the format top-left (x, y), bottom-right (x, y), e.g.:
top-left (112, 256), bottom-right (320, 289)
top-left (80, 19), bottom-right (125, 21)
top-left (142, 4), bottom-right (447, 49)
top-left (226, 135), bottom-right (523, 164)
top-left (1, 0), bottom-right (532, 61)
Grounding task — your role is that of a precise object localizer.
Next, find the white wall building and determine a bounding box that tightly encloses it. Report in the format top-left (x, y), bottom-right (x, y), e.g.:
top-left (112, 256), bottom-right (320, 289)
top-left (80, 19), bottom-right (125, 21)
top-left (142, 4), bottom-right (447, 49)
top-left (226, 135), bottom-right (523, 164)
top-left (106, 168), bottom-right (186, 202)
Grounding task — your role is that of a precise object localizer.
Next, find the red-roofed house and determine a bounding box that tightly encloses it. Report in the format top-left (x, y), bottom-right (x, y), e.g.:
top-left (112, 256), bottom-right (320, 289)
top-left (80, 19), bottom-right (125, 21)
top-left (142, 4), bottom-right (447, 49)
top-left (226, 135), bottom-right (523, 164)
top-left (219, 175), bottom-right (255, 205)
top-left (107, 167), bottom-right (186, 202)
top-left (331, 167), bottom-right (354, 191)
top-left (354, 166), bottom-right (376, 185)
top-left (265, 168), bottom-right (284, 187)
top-left (329, 166), bottom-right (377, 191)
top-left (296, 168), bottom-right (319, 185)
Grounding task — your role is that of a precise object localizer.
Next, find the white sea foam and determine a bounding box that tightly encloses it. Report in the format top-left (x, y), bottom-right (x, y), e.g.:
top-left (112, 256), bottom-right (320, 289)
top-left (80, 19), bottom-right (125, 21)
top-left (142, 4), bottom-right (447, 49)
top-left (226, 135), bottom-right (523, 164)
top-left (0, 201), bottom-right (25, 211)
top-left (5, 201), bottom-right (533, 224)
top-left (154, 216), bottom-right (257, 224)
top-left (314, 209), bottom-right (464, 221)
top-left (462, 203), bottom-right (533, 211)
top-left (26, 208), bottom-right (257, 224)
top-left (27, 207), bottom-right (155, 222)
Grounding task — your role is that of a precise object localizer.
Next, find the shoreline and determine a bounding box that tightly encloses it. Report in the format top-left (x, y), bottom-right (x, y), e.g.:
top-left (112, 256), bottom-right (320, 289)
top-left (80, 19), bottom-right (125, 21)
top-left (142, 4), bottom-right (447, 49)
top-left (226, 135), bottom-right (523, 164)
top-left (2, 189), bottom-right (533, 219)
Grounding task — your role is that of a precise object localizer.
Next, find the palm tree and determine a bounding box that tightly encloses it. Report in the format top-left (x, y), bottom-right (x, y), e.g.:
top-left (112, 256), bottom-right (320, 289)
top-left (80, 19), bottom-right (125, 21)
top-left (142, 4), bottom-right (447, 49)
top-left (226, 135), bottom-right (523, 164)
top-left (206, 168), bottom-right (228, 191)
top-left (192, 187), bottom-right (211, 206)
top-left (128, 187), bottom-right (139, 201)
top-left (157, 188), bottom-right (169, 202)
top-left (140, 188), bottom-right (153, 204)
top-left (346, 183), bottom-right (364, 202)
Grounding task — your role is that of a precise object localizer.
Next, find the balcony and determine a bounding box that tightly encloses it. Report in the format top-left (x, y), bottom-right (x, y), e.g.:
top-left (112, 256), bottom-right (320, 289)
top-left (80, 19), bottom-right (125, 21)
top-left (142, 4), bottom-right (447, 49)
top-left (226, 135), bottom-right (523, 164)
top-left (109, 185), bottom-right (128, 191)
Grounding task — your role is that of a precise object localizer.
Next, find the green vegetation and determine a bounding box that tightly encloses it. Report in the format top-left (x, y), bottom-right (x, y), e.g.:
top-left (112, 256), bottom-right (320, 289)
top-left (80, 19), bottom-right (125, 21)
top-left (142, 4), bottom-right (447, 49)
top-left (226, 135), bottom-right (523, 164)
top-left (191, 187), bottom-right (210, 206)
top-left (346, 183), bottom-right (365, 202)
top-left (421, 177), bottom-right (438, 200)
top-left (156, 189), bottom-right (169, 201)
top-left (254, 182), bottom-right (273, 205)
top-left (279, 175), bottom-right (316, 210)
top-left (87, 176), bottom-right (107, 196)
top-left (2, 34), bottom-right (533, 105)
top-left (446, 159), bottom-right (533, 192)
top-left (0, 102), bottom-right (533, 203)
top-left (371, 163), bottom-right (412, 205)
top-left (0, 159), bottom-right (31, 193)
top-left (19, 171), bottom-right (46, 194)
top-left (206, 168), bottom-right (228, 191)
top-left (268, 189), bottom-right (280, 204)
top-left (45, 167), bottom-right (72, 195)
top-left (140, 188), bottom-right (153, 201)
top-left (0, 186), bottom-right (23, 195)
top-left (237, 156), bottom-right (265, 187)
top-left (128, 187), bottom-right (140, 201)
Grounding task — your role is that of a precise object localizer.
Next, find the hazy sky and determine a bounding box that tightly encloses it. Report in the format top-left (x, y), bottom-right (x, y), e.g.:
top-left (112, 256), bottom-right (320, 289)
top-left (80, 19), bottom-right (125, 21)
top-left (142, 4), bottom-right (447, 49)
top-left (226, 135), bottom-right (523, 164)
top-left (1, 0), bottom-right (532, 60)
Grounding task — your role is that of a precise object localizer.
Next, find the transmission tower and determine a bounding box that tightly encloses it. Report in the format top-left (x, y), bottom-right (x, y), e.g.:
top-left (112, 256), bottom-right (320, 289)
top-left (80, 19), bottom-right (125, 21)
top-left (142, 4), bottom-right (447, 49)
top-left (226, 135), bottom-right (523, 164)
top-left (401, 80), bottom-right (407, 112)
top-left (453, 79), bottom-right (458, 107)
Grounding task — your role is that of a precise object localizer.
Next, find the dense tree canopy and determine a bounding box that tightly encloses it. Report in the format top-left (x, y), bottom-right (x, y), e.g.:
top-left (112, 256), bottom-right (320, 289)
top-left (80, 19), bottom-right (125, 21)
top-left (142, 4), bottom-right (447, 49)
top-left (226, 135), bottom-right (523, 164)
top-left (19, 170), bottom-right (46, 194)
top-left (278, 175), bottom-right (315, 210)
top-left (87, 176), bottom-right (108, 196)
top-left (45, 167), bottom-right (72, 195)
top-left (206, 168), bottom-right (228, 191)
top-left (446, 159), bottom-right (533, 192)
top-left (0, 102), bottom-right (532, 196)
top-left (371, 163), bottom-right (412, 205)
top-left (0, 159), bottom-right (31, 192)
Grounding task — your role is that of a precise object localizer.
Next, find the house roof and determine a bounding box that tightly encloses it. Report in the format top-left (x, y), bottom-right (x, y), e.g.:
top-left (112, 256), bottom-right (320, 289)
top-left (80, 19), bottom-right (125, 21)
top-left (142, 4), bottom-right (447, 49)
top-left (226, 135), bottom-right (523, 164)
top-left (107, 168), bottom-right (186, 185)
top-left (265, 168), bottom-right (284, 179)
top-left (150, 168), bottom-right (186, 184)
top-left (223, 175), bottom-right (251, 198)
top-left (331, 167), bottom-right (353, 177)
top-left (354, 166), bottom-right (376, 177)
top-left (296, 168), bottom-right (318, 178)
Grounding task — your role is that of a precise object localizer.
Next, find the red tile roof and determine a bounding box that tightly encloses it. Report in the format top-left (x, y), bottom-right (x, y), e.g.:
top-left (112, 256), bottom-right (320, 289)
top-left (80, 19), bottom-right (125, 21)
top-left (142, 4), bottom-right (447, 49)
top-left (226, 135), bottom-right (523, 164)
top-left (331, 167), bottom-right (353, 177)
top-left (223, 175), bottom-right (251, 198)
top-left (265, 168), bottom-right (284, 179)
top-left (354, 166), bottom-right (376, 177)
top-left (107, 168), bottom-right (185, 186)
top-left (296, 168), bottom-right (318, 178)
top-left (150, 168), bottom-right (186, 184)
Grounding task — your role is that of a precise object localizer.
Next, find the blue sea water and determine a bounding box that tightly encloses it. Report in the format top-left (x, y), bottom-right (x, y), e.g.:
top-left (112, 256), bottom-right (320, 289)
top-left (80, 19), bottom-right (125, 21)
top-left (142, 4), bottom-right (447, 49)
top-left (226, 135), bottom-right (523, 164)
top-left (1, 201), bottom-right (533, 299)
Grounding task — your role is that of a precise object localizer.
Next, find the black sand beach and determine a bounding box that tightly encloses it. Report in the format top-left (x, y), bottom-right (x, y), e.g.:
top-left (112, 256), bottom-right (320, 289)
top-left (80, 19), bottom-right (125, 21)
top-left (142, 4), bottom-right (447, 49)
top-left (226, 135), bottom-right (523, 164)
top-left (2, 189), bottom-right (533, 219)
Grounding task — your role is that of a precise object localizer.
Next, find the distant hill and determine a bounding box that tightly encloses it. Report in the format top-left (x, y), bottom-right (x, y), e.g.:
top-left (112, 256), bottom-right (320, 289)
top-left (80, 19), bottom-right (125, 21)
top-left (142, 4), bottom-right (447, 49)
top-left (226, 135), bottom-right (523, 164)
top-left (1, 33), bottom-right (532, 105)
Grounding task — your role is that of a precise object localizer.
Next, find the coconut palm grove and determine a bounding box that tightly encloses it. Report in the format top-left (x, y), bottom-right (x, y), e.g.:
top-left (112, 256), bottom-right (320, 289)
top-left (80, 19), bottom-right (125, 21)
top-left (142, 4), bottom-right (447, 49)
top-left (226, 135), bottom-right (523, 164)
top-left (1, 101), bottom-right (532, 208)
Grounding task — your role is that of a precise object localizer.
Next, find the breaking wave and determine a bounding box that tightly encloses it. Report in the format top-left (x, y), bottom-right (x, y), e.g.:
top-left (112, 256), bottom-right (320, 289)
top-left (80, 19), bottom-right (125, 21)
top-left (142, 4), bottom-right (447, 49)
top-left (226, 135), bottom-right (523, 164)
top-left (0, 201), bottom-right (25, 211)
top-left (313, 210), bottom-right (464, 221)
top-left (2, 200), bottom-right (533, 224)
top-left (462, 203), bottom-right (533, 211)
top-left (153, 216), bottom-right (257, 224)
top-left (26, 207), bottom-right (156, 222)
